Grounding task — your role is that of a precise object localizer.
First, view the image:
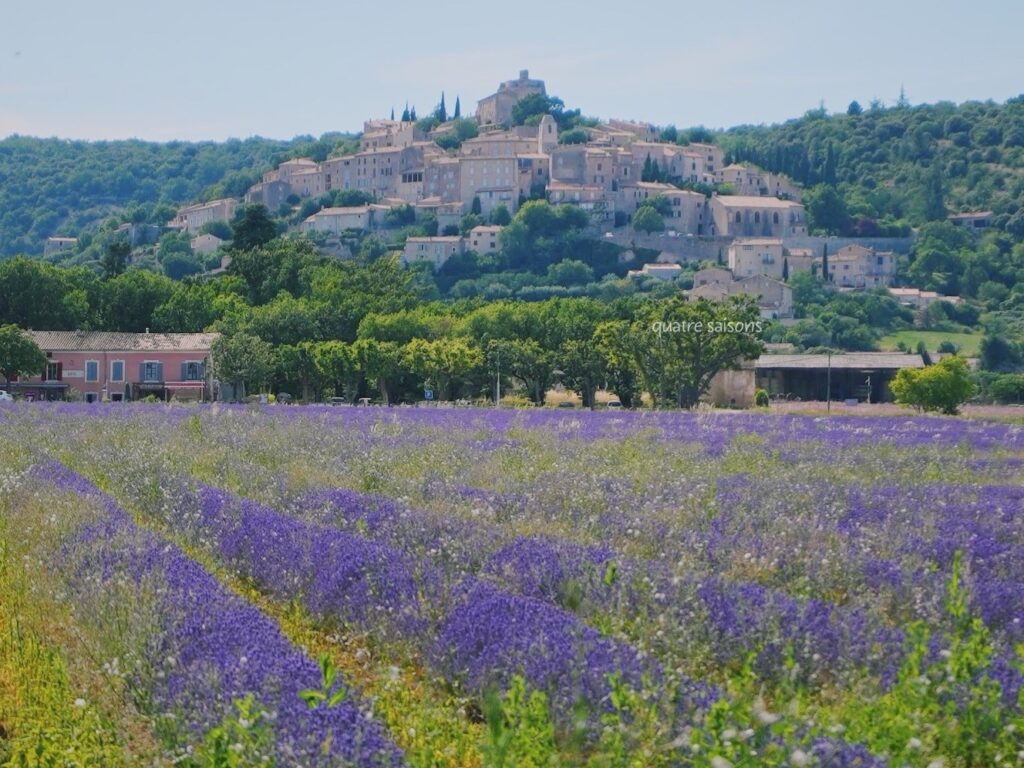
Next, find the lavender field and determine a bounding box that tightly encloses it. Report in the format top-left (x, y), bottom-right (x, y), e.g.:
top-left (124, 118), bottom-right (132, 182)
top-left (2, 402), bottom-right (1024, 767)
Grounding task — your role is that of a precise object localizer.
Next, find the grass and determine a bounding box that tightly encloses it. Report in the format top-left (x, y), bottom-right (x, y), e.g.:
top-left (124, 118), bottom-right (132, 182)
top-left (878, 329), bottom-right (981, 356)
top-left (0, 484), bottom-right (165, 767)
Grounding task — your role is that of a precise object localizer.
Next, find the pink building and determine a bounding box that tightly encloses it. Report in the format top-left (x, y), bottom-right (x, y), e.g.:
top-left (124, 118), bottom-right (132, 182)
top-left (15, 331), bottom-right (218, 402)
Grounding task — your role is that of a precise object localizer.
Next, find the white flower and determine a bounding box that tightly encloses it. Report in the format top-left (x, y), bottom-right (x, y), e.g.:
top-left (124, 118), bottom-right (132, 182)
top-left (907, 737), bottom-right (923, 750)
top-left (790, 749), bottom-right (810, 767)
top-left (74, 698), bottom-right (87, 708)
top-left (711, 757), bottom-right (732, 768)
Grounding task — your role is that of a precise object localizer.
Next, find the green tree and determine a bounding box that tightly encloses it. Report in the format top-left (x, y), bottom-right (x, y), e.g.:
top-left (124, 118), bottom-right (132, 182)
top-left (453, 96), bottom-right (461, 119)
top-left (922, 162), bottom-right (947, 222)
top-left (593, 320), bottom-right (640, 407)
top-left (980, 333), bottom-right (1021, 372)
top-left (490, 204), bottom-right (512, 226)
top-left (805, 184), bottom-right (849, 234)
top-left (231, 204), bottom-right (278, 251)
top-left (510, 93), bottom-right (565, 127)
top-left (559, 128), bottom-right (589, 145)
top-left (556, 338), bottom-right (606, 408)
top-left (211, 332), bottom-right (274, 400)
top-left (633, 206), bottom-right (665, 234)
top-left (546, 260), bottom-right (594, 287)
top-left (0, 324), bottom-right (46, 391)
top-left (401, 337), bottom-right (483, 400)
top-left (99, 270), bottom-right (176, 332)
top-left (0, 257), bottom-right (95, 330)
top-left (460, 213), bottom-right (485, 236)
top-left (273, 341), bottom-right (320, 401)
top-left (436, 91), bottom-right (448, 123)
top-left (891, 355), bottom-right (976, 414)
top-left (102, 240), bottom-right (130, 278)
top-left (162, 251), bottom-right (204, 281)
top-left (355, 338), bottom-right (403, 404)
top-left (151, 282), bottom-right (223, 332)
top-left (823, 141), bottom-right (838, 186)
top-left (200, 219), bottom-right (234, 240)
top-left (228, 237), bottom-right (321, 305)
top-left (313, 340), bottom-right (360, 401)
top-left (629, 295), bottom-right (765, 408)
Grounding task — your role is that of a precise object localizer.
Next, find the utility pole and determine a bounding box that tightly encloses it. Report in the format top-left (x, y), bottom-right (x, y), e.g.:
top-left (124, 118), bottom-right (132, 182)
top-left (826, 349), bottom-right (832, 413)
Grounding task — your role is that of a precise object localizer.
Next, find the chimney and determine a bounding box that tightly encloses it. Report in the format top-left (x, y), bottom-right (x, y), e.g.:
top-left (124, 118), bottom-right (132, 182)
top-left (519, 69), bottom-right (529, 80)
top-left (145, 328), bottom-right (150, 334)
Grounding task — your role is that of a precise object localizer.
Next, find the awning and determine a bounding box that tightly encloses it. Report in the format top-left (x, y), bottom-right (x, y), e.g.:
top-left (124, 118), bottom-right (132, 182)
top-left (11, 381), bottom-right (68, 389)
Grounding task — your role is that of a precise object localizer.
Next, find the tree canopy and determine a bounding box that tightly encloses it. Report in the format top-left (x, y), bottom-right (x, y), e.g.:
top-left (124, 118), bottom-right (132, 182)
top-left (0, 324), bottom-right (46, 389)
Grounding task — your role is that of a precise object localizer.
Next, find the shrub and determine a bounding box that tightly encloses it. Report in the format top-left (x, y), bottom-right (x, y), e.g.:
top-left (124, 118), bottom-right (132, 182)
top-left (891, 355), bottom-right (976, 414)
top-left (754, 388), bottom-right (770, 407)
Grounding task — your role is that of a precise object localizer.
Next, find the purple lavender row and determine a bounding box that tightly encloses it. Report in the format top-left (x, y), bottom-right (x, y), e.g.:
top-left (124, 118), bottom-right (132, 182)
top-left (286, 405), bottom-right (1024, 451)
top-left (288, 485), bottom-right (892, 761)
top-left (715, 476), bottom-right (1024, 639)
top-left (301, 486), bottom-right (904, 690)
top-left (713, 475), bottom-right (1024, 702)
top-left (155, 480), bottom-right (700, 730)
top-left (40, 461), bottom-right (405, 767)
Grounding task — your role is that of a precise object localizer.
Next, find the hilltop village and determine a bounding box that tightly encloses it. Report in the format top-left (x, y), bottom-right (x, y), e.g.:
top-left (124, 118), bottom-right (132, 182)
top-left (149, 70), bottom-right (918, 320)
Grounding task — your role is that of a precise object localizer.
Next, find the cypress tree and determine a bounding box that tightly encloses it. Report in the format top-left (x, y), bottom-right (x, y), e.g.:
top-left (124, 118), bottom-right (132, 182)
top-left (401, 103), bottom-right (411, 122)
top-left (390, 107), bottom-right (395, 121)
top-left (782, 257), bottom-right (789, 281)
top-left (822, 243), bottom-right (829, 283)
top-left (642, 154), bottom-right (654, 182)
top-left (410, 106), bottom-right (417, 121)
top-left (823, 142), bottom-right (837, 186)
top-left (454, 96), bottom-right (461, 119)
top-left (437, 91), bottom-right (447, 123)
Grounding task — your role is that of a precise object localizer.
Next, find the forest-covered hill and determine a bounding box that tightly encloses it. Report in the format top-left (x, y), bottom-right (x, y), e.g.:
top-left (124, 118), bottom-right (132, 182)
top-left (0, 133), bottom-right (355, 257)
top-left (718, 96), bottom-right (1024, 236)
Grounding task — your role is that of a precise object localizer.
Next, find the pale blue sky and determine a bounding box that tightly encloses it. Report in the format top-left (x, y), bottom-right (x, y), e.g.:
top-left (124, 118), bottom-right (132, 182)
top-left (1, 0), bottom-right (1022, 141)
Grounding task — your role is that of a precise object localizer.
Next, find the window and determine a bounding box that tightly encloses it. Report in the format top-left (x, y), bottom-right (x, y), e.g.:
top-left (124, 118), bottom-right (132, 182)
top-left (141, 361), bottom-right (162, 382)
top-left (85, 360), bottom-right (99, 382)
top-left (735, 212), bottom-right (742, 223)
top-left (754, 212), bottom-right (761, 224)
top-left (773, 212), bottom-right (780, 224)
top-left (182, 361), bottom-right (205, 381)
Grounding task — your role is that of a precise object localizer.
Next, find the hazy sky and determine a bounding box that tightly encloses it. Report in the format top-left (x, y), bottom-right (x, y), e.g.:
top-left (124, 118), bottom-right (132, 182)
top-left (2, 0), bottom-right (1022, 142)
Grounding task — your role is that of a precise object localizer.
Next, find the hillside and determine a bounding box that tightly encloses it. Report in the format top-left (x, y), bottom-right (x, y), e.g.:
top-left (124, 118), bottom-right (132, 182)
top-left (0, 133), bottom-right (356, 257)
top-left (2, 97), bottom-right (1023, 262)
top-left (718, 96), bottom-right (1024, 235)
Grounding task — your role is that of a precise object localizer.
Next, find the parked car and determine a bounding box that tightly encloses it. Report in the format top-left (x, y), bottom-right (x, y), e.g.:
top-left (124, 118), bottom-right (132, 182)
top-left (605, 400), bottom-right (623, 409)
top-left (328, 397), bottom-right (347, 406)
top-left (276, 392), bottom-right (293, 405)
top-left (557, 401), bottom-right (576, 409)
top-left (0, 391), bottom-right (13, 401)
